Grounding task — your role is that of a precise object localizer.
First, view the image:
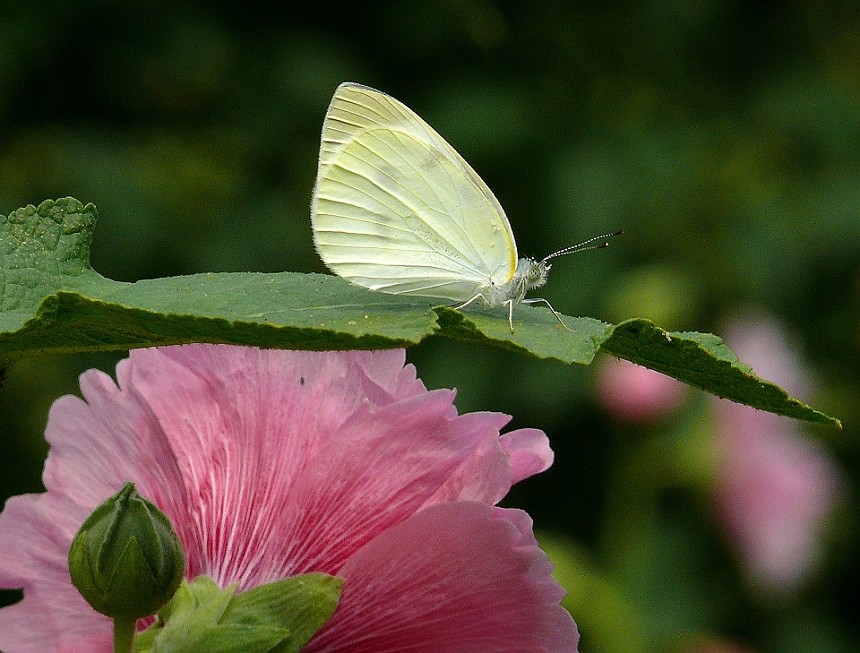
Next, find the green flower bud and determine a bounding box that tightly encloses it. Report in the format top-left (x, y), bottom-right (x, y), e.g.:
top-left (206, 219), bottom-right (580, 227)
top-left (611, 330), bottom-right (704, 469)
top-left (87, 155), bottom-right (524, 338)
top-left (68, 482), bottom-right (185, 620)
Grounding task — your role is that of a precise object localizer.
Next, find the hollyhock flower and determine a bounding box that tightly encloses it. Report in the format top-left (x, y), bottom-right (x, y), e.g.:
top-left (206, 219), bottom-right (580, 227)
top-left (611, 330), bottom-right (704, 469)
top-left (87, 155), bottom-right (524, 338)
top-left (596, 358), bottom-right (686, 423)
top-left (711, 313), bottom-right (842, 593)
top-left (0, 344), bottom-right (577, 652)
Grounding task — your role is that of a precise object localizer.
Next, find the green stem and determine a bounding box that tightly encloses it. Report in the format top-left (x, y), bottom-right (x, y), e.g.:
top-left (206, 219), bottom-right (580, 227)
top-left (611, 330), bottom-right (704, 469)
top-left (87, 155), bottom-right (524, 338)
top-left (114, 617), bottom-right (136, 653)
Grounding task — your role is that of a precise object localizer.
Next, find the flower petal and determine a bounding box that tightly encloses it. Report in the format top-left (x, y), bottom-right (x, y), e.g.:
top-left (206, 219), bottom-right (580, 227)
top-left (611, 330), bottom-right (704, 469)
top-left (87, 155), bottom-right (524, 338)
top-left (501, 428), bottom-right (554, 485)
top-left (306, 502), bottom-right (578, 653)
top-left (0, 494), bottom-right (112, 652)
top-left (119, 346), bottom-right (521, 586)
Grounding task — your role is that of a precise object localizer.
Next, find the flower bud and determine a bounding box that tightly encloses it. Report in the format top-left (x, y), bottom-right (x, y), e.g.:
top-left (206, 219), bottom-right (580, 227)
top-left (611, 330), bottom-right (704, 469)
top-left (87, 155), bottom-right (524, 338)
top-left (68, 482), bottom-right (185, 620)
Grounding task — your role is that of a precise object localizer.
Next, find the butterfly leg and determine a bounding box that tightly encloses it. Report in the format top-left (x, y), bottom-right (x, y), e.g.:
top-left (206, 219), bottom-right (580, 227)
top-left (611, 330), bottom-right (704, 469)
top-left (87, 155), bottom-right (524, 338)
top-left (522, 297), bottom-right (573, 331)
top-left (453, 294), bottom-right (519, 333)
top-left (453, 293), bottom-right (486, 311)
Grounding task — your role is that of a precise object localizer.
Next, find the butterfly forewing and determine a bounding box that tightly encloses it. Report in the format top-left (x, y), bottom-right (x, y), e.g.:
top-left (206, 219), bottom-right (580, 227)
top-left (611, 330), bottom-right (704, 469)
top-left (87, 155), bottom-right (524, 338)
top-left (312, 83), bottom-right (518, 302)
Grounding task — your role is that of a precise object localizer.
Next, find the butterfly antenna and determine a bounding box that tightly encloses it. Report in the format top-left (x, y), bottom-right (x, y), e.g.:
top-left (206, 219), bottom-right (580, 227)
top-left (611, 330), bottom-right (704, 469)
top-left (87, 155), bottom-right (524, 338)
top-left (541, 230), bottom-right (624, 262)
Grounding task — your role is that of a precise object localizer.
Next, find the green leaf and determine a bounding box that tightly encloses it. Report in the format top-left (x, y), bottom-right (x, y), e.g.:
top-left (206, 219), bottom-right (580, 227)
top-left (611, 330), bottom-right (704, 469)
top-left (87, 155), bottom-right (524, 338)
top-left (222, 574), bottom-right (342, 653)
top-left (136, 574), bottom-right (341, 653)
top-left (0, 198), bottom-right (840, 427)
top-left (596, 321), bottom-right (839, 427)
top-left (139, 579), bottom-right (234, 653)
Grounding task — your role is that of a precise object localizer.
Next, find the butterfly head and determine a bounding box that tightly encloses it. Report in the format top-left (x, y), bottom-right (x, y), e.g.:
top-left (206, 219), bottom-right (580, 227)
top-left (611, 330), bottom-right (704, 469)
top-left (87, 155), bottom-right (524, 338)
top-left (518, 258), bottom-right (551, 291)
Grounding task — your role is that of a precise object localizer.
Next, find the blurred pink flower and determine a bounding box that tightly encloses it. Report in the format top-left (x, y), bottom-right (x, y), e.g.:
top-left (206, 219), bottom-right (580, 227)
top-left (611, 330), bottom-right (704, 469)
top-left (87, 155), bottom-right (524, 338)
top-left (712, 314), bottom-right (841, 594)
top-left (596, 358), bottom-right (686, 423)
top-left (0, 345), bottom-right (577, 652)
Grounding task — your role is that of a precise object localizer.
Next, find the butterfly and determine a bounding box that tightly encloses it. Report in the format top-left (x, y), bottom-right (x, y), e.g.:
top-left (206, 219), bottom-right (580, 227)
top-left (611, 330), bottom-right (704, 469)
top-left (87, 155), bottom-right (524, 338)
top-left (310, 82), bottom-right (620, 332)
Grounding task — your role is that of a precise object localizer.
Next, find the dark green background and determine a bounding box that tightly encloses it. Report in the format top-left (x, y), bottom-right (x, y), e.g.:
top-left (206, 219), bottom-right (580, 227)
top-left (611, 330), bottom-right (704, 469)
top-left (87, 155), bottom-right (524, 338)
top-left (2, 3), bottom-right (858, 652)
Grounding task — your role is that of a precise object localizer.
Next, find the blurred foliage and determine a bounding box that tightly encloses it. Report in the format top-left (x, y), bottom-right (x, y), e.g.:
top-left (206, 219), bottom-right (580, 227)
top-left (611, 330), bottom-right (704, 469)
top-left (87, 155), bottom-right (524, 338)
top-left (1, 2), bottom-right (858, 652)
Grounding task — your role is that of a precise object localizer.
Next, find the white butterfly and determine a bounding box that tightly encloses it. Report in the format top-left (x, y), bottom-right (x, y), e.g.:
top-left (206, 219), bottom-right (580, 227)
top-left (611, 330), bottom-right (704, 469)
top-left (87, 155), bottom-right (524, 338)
top-left (311, 82), bottom-right (619, 332)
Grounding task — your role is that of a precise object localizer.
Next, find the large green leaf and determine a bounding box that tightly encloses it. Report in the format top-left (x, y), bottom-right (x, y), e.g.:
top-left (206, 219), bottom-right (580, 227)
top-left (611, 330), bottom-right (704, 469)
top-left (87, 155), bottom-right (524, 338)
top-left (0, 198), bottom-right (840, 427)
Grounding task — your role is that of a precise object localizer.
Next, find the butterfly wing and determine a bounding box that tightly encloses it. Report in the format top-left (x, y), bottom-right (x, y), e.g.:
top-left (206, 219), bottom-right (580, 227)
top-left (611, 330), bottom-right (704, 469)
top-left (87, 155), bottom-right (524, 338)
top-left (311, 82), bottom-right (517, 302)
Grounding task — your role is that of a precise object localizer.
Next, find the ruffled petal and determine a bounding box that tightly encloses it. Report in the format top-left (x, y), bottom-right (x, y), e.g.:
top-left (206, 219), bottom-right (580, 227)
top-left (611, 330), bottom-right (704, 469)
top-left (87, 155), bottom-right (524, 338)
top-left (500, 428), bottom-right (554, 485)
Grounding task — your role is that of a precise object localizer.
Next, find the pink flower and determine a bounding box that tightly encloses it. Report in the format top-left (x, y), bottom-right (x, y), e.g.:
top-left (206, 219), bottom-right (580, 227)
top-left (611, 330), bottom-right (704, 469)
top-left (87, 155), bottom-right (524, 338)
top-left (712, 314), bottom-right (842, 593)
top-left (596, 358), bottom-right (686, 423)
top-left (0, 345), bottom-right (577, 652)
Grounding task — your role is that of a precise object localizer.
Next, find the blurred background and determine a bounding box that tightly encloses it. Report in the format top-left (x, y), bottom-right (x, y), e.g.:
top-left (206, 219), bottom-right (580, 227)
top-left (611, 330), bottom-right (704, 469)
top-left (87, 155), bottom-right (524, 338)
top-left (1, 2), bottom-right (858, 651)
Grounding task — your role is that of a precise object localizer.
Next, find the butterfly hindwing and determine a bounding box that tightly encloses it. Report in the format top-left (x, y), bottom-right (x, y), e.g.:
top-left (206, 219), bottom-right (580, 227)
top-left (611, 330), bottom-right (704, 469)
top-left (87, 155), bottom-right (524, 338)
top-left (311, 83), bottom-right (518, 301)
